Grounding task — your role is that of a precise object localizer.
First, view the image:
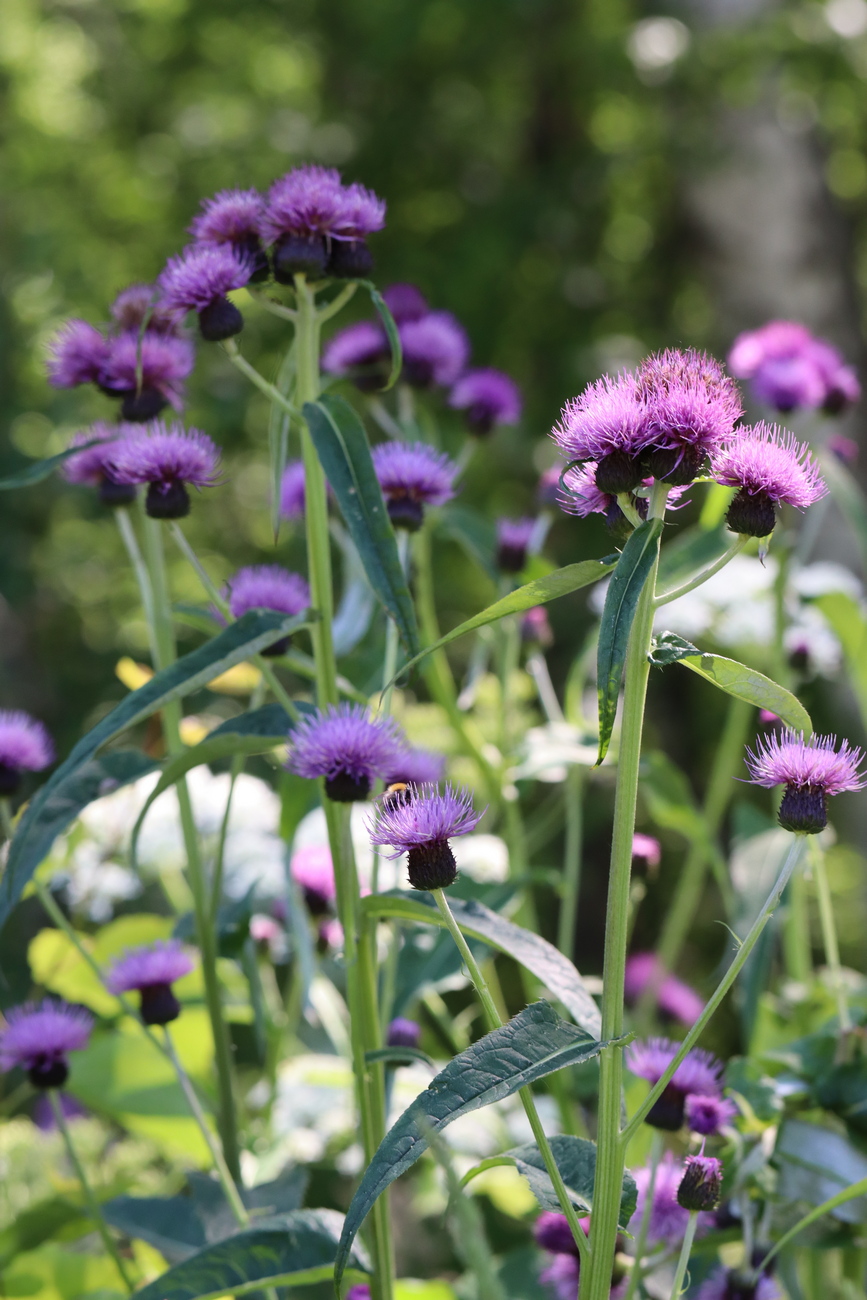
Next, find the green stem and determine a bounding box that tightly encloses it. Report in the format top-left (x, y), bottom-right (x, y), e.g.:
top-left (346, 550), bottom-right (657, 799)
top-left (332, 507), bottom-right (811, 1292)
top-left (316, 282), bottom-right (358, 323)
top-left (557, 766), bottom-right (584, 957)
top-left (223, 339), bottom-right (301, 420)
top-left (621, 1130), bottom-right (663, 1300)
top-left (432, 888), bottom-right (591, 1265)
top-left (580, 502), bottom-right (663, 1300)
top-left (0, 797), bottom-right (14, 843)
top-left (668, 1211), bottom-right (698, 1300)
top-left (782, 866), bottom-right (812, 986)
top-left (623, 834), bottom-right (806, 1143)
top-left (654, 537), bottom-right (748, 607)
top-left (810, 837), bottom-right (850, 1029)
top-left (115, 507), bottom-right (159, 666)
top-left (142, 516), bottom-right (241, 1184)
top-left (379, 530), bottom-right (409, 716)
top-left (758, 1175), bottom-right (867, 1275)
top-left (49, 1090), bottom-right (135, 1291)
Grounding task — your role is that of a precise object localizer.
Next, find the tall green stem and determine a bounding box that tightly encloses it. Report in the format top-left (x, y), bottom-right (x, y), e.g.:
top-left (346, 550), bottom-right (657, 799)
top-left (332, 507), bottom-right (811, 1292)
top-left (668, 1211), bottom-right (698, 1300)
top-left (580, 512), bottom-right (662, 1300)
top-left (379, 530), bottom-right (409, 715)
top-left (810, 837), bottom-right (851, 1029)
top-left (557, 766), bottom-right (584, 957)
top-left (142, 517), bottom-right (241, 1183)
top-left (49, 1091), bottom-right (135, 1291)
top-left (432, 888), bottom-right (591, 1264)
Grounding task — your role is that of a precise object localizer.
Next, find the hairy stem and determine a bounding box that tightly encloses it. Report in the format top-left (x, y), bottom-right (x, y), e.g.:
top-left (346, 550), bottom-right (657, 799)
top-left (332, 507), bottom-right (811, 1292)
top-left (557, 766), bottom-right (585, 958)
top-left (668, 1211), bottom-right (698, 1300)
top-left (810, 837), bottom-right (851, 1029)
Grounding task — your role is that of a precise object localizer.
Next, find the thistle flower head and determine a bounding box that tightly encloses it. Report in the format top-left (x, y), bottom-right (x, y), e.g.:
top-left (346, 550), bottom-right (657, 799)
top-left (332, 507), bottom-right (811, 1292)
top-left (106, 940), bottom-right (194, 994)
top-left (632, 1152), bottom-right (714, 1245)
top-left (745, 729), bottom-right (866, 833)
top-left (47, 320), bottom-right (111, 388)
top-left (382, 283), bottom-right (428, 323)
top-left (684, 1093), bottom-right (739, 1136)
top-left (63, 422), bottom-right (125, 486)
top-left (368, 782), bottom-right (483, 891)
top-left (371, 441), bottom-right (457, 530)
top-left (290, 843), bottom-right (336, 913)
top-left (400, 312), bottom-right (469, 388)
top-left (386, 1017), bottom-right (421, 1049)
top-left (627, 1037), bottom-right (723, 1129)
top-left (99, 331), bottom-right (195, 418)
top-left (321, 321), bottom-right (389, 376)
top-left (729, 319), bottom-right (860, 415)
top-left (110, 421), bottom-right (220, 519)
top-left (189, 188), bottom-right (265, 246)
top-left (557, 463), bottom-right (612, 518)
top-left (260, 165), bottom-right (385, 243)
top-left (551, 373), bottom-right (653, 465)
top-left (0, 1000), bottom-right (93, 1088)
top-left (497, 516), bottom-right (537, 573)
top-left (711, 422), bottom-right (826, 535)
top-left (677, 1154), bottom-right (723, 1212)
top-left (227, 565), bottom-right (310, 619)
top-left (521, 605), bottom-right (554, 647)
top-left (0, 711), bottom-right (54, 793)
top-left (286, 703), bottom-right (406, 802)
top-left (110, 284), bottom-right (182, 335)
top-left (624, 954), bottom-right (704, 1028)
top-left (344, 1288), bottom-right (371, 1300)
top-left (636, 347), bottom-right (742, 456)
top-left (385, 747), bottom-right (447, 787)
top-left (159, 243), bottom-right (253, 314)
top-left (280, 460), bottom-right (306, 520)
top-left (449, 368), bottom-right (522, 434)
top-left (540, 1252), bottom-right (581, 1300)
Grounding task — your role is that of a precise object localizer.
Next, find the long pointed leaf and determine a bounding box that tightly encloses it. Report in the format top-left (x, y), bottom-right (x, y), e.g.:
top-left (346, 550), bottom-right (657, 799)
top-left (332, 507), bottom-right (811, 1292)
top-left (0, 439), bottom-right (103, 491)
top-left (362, 892), bottom-right (601, 1037)
top-left (133, 1210), bottom-right (370, 1300)
top-left (596, 518), bottom-right (663, 763)
top-left (678, 653), bottom-right (812, 735)
top-left (359, 280), bottom-right (402, 390)
top-left (0, 611), bottom-right (307, 929)
top-left (304, 393), bottom-right (420, 655)
top-left (334, 1001), bottom-right (606, 1284)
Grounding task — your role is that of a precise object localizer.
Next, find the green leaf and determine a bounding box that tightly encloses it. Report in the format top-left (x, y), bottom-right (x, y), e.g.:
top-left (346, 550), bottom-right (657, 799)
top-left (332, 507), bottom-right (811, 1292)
top-left (0, 1196), bottom-right (89, 1268)
top-left (334, 1002), bottom-right (606, 1285)
top-left (0, 440), bottom-right (102, 491)
top-left (812, 592), bottom-right (867, 727)
top-left (394, 558), bottom-right (616, 685)
top-left (134, 1210), bottom-right (370, 1300)
top-left (776, 1120), bottom-right (867, 1224)
top-left (360, 279), bottom-right (402, 390)
top-left (103, 1196), bottom-right (206, 1263)
top-left (648, 631), bottom-right (700, 666)
top-left (303, 394), bottom-right (420, 656)
top-left (436, 504), bottom-right (498, 581)
top-left (464, 1135), bottom-right (636, 1228)
top-left (596, 518), bottom-right (663, 764)
top-left (677, 652), bottom-right (812, 735)
top-left (362, 892), bottom-right (601, 1037)
top-left (0, 610), bottom-right (306, 931)
top-left (365, 1046), bottom-right (437, 1068)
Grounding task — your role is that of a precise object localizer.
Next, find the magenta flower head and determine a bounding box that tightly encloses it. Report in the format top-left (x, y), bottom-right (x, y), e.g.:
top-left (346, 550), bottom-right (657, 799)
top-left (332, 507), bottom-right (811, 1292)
top-left (280, 460), bottom-right (306, 520)
top-left (290, 843), bottom-right (336, 915)
top-left (322, 321), bottom-right (390, 391)
top-left (711, 421), bottom-right (826, 538)
top-left (227, 565), bottom-right (309, 656)
top-left (0, 710), bottom-right (54, 796)
top-left (521, 605), bottom-right (554, 648)
top-left (371, 441), bottom-right (458, 531)
top-left (383, 283), bottom-right (428, 324)
top-left (626, 1037), bottom-right (723, 1130)
top-left (63, 422), bottom-right (137, 508)
top-left (552, 372), bottom-right (653, 494)
top-left (729, 320), bottom-right (859, 415)
top-left (385, 747), bottom-right (447, 787)
top-left (634, 347), bottom-right (743, 484)
top-left (260, 165), bottom-right (385, 282)
top-left (110, 421), bottom-right (220, 519)
top-left (47, 320), bottom-right (111, 389)
top-left (698, 1268), bottom-right (781, 1300)
top-left (189, 188), bottom-right (269, 281)
top-left (110, 284), bottom-right (182, 336)
top-left (497, 517), bottom-right (536, 574)
top-left (99, 331), bottom-right (195, 422)
top-left (287, 703), bottom-right (405, 803)
top-left (677, 1154), bottom-right (723, 1213)
top-left (810, 337), bottom-right (861, 413)
top-left (399, 312), bottom-right (469, 389)
top-left (386, 1017), bottom-right (421, 1049)
top-left (159, 244), bottom-right (253, 341)
top-left (449, 368), bottom-right (522, 436)
top-left (745, 729), bottom-right (866, 834)
top-left (624, 954), bottom-right (704, 1028)
top-left (685, 1093), bottom-right (738, 1136)
top-left (345, 1288), bottom-right (371, 1300)
top-left (105, 941), bottom-right (194, 1026)
top-left (632, 833), bottom-right (661, 869)
top-left (633, 1152), bottom-right (714, 1246)
top-left (369, 782), bottom-right (483, 891)
top-left (0, 1000), bottom-right (93, 1089)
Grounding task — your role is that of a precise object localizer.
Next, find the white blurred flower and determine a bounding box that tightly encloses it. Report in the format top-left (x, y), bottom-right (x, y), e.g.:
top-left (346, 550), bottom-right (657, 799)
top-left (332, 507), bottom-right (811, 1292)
top-left (784, 605), bottom-right (842, 676)
top-left (513, 722), bottom-right (598, 783)
top-left (452, 834), bottom-right (509, 883)
top-left (55, 844), bottom-right (141, 922)
top-left (792, 561), bottom-right (862, 601)
top-left (653, 554), bottom-right (777, 647)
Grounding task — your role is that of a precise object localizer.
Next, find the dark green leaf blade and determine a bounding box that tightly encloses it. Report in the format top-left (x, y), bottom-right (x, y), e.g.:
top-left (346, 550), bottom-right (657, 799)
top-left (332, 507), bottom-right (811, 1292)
top-left (596, 518), bottom-right (663, 764)
top-left (133, 1209), bottom-right (370, 1300)
top-left (304, 393), bottom-right (419, 655)
top-left (362, 892), bottom-right (601, 1037)
top-left (648, 631), bottom-right (700, 667)
top-left (360, 280), bottom-right (402, 390)
top-left (0, 440), bottom-right (102, 491)
top-left (468, 1136), bottom-right (636, 1228)
top-left (677, 653), bottom-right (812, 735)
top-left (334, 1002), bottom-right (606, 1285)
top-left (103, 1196), bottom-right (206, 1264)
top-left (0, 611), bottom-right (307, 930)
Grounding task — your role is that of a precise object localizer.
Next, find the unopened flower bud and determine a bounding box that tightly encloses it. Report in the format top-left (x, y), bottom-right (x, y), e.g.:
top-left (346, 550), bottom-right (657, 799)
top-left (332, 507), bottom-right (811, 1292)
top-left (677, 1154), bottom-right (722, 1212)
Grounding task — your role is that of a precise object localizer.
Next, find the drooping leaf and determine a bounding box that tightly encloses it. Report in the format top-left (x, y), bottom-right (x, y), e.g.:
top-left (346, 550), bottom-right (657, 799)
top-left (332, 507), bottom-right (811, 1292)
top-left (812, 592), bottom-right (867, 727)
top-left (103, 1196), bottom-right (206, 1264)
top-left (363, 892), bottom-right (601, 1037)
top-left (134, 1209), bottom-right (369, 1300)
top-left (334, 1002), bottom-right (607, 1284)
top-left (648, 631), bottom-right (700, 667)
top-left (464, 1135), bottom-right (636, 1229)
top-left (393, 558), bottom-right (616, 686)
top-left (776, 1120), bottom-right (867, 1224)
top-left (0, 440), bottom-right (102, 491)
top-left (596, 518), bottom-right (663, 763)
top-left (360, 279), bottom-right (402, 390)
top-left (0, 611), bottom-right (306, 931)
top-left (304, 394), bottom-right (420, 655)
top-left (677, 652), bottom-right (812, 735)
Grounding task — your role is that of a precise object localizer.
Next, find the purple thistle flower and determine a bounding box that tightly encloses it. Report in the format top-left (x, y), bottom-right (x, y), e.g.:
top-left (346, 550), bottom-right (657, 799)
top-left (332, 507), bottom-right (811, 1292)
top-left (632, 834), bottom-right (661, 868)
top-left (382, 283), bottom-right (428, 324)
top-left (109, 421), bottom-right (220, 520)
top-left (105, 940), bottom-right (194, 1026)
top-left (99, 331), bottom-right (195, 421)
top-left (110, 283), bottom-right (182, 336)
top-left (260, 165), bottom-right (347, 243)
top-left (385, 747), bottom-right (447, 787)
top-left (534, 1212), bottom-right (583, 1257)
top-left (371, 441), bottom-right (458, 531)
top-left (449, 368), bottom-right (522, 435)
top-left (345, 1288), bottom-right (371, 1300)
top-left (677, 1154), bottom-right (723, 1212)
top-left (62, 422), bottom-right (138, 508)
top-left (0, 710), bottom-right (54, 796)
top-left (287, 703), bottom-right (406, 803)
top-left (521, 605), bottom-right (554, 647)
top-left (557, 462), bottom-right (632, 538)
top-left (745, 729), bottom-right (866, 834)
top-left (260, 166), bottom-right (385, 282)
top-left (496, 516), bottom-right (537, 574)
top-left (551, 373), bottom-right (653, 493)
top-left (290, 843), bottom-right (336, 914)
top-left (386, 1017), bottom-right (421, 1049)
top-left (280, 460), bottom-right (306, 520)
top-left (685, 1093), bottom-right (739, 1136)
top-left (0, 1000), bottom-right (93, 1089)
top-left (828, 432), bottom-right (859, 465)
top-left (729, 320), bottom-right (860, 415)
top-left (698, 1268), bottom-right (781, 1300)
top-left (635, 347), bottom-right (743, 482)
top-left (810, 337), bottom-right (861, 413)
top-left (188, 188), bottom-right (269, 280)
top-left (159, 244), bottom-right (253, 341)
top-left (321, 321), bottom-right (390, 390)
top-left (711, 421), bottom-right (827, 538)
top-left (400, 312), bottom-right (469, 389)
top-left (624, 953), bottom-right (704, 1028)
top-left (632, 1152), bottom-right (714, 1246)
top-left (227, 565), bottom-right (309, 656)
top-left (47, 320), bottom-right (111, 388)
top-left (540, 1252), bottom-right (581, 1300)
top-left (626, 1037), bottom-right (723, 1130)
top-left (368, 782), bottom-right (483, 891)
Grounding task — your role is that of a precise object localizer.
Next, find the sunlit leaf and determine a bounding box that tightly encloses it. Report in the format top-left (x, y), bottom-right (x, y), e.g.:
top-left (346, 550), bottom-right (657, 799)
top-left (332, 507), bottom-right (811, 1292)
top-left (677, 652), bottom-right (811, 735)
